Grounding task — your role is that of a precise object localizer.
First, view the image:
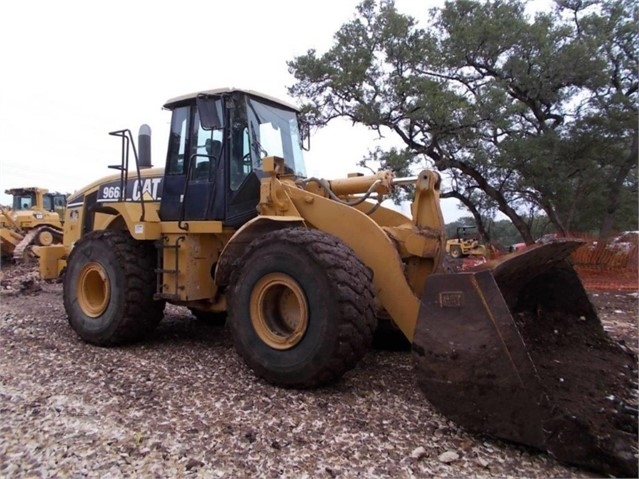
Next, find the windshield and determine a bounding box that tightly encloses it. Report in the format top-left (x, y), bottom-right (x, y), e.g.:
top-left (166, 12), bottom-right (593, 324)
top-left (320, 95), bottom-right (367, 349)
top-left (246, 98), bottom-right (306, 177)
top-left (12, 193), bottom-right (36, 210)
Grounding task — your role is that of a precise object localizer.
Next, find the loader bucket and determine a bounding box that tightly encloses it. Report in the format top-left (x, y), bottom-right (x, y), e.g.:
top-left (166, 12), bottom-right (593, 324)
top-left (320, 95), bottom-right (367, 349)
top-left (413, 240), bottom-right (637, 477)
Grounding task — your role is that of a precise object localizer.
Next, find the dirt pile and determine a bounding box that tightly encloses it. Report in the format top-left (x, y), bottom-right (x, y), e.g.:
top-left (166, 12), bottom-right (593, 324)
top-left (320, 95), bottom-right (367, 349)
top-left (0, 260), bottom-right (43, 294)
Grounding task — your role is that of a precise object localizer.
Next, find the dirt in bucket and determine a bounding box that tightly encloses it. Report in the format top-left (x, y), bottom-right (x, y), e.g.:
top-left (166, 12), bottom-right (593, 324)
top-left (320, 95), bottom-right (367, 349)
top-left (513, 306), bottom-right (638, 477)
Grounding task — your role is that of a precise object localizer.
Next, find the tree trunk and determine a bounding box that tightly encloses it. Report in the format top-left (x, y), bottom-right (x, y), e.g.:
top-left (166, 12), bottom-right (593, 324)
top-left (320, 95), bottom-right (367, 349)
top-left (441, 191), bottom-right (490, 241)
top-left (540, 199), bottom-right (568, 237)
top-left (599, 134), bottom-right (637, 239)
top-left (440, 158), bottom-right (535, 244)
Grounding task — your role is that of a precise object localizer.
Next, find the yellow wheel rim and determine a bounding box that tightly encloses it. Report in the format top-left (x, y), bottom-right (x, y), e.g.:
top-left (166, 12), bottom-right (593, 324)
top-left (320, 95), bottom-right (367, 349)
top-left (250, 273), bottom-right (309, 350)
top-left (77, 262), bottom-right (110, 318)
top-left (37, 230), bottom-right (54, 246)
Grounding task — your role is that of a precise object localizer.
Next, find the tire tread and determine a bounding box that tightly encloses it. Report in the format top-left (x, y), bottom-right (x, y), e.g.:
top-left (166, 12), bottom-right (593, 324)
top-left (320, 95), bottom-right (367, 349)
top-left (228, 227), bottom-right (377, 388)
top-left (64, 230), bottom-right (164, 345)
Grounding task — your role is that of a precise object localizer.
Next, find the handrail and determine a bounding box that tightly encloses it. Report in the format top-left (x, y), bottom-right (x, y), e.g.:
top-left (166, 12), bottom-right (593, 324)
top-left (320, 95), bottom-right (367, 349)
top-left (108, 129), bottom-right (146, 222)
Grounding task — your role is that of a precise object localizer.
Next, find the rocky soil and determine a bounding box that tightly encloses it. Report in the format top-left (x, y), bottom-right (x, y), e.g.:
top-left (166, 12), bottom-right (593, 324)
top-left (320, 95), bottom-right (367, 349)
top-left (0, 263), bottom-right (637, 478)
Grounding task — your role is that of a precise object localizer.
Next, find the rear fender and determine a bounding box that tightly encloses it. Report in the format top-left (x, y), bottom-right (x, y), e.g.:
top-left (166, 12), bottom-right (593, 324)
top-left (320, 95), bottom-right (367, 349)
top-left (92, 202), bottom-right (162, 240)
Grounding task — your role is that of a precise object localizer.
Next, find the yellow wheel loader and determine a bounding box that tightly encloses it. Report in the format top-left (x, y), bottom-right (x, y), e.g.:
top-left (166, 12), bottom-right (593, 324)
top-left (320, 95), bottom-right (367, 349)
top-left (0, 187), bottom-right (66, 261)
top-left (445, 225), bottom-right (486, 258)
top-left (38, 88), bottom-right (637, 477)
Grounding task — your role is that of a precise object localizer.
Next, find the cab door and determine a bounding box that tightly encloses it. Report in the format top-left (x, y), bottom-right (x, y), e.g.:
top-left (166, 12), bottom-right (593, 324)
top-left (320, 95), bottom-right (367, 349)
top-left (159, 102), bottom-right (225, 222)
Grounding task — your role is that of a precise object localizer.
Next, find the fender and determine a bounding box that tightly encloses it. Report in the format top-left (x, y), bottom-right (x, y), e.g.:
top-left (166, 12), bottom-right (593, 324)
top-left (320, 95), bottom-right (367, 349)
top-left (215, 215), bottom-right (306, 286)
top-left (91, 202), bottom-right (162, 240)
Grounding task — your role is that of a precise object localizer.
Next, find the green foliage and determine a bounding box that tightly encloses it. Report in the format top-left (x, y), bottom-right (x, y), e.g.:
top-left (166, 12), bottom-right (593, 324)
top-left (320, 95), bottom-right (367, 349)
top-left (288, 0), bottom-right (638, 240)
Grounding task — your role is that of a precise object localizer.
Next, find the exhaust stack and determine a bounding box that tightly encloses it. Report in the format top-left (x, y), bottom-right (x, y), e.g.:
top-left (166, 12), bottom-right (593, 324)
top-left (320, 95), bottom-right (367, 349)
top-left (138, 124), bottom-right (152, 169)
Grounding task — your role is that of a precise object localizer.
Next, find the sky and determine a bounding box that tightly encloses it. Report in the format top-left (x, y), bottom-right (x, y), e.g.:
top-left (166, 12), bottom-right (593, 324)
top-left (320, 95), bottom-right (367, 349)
top-left (0, 0), bottom-right (550, 222)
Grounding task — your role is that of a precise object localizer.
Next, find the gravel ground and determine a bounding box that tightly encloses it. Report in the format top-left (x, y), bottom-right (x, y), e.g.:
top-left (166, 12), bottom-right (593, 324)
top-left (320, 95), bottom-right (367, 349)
top-left (0, 268), bottom-right (637, 478)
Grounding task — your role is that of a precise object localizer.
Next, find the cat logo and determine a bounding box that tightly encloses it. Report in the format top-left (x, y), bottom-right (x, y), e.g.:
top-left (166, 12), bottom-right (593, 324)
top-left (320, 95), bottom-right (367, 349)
top-left (97, 176), bottom-right (163, 203)
top-left (132, 178), bottom-right (162, 201)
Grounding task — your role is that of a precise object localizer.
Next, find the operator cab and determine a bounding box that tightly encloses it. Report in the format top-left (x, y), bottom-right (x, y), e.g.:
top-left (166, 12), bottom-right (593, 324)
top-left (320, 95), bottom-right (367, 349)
top-left (159, 88), bottom-right (307, 227)
top-left (8, 189), bottom-right (37, 211)
top-left (42, 193), bottom-right (67, 212)
top-left (457, 226), bottom-right (480, 241)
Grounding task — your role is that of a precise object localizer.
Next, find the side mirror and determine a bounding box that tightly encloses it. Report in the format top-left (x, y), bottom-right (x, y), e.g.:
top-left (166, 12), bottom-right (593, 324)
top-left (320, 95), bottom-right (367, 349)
top-left (197, 96), bottom-right (223, 130)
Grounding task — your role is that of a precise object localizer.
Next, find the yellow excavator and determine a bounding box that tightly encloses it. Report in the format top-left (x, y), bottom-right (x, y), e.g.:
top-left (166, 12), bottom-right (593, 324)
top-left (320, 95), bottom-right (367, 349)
top-left (0, 187), bottom-right (66, 260)
top-left (37, 88), bottom-right (636, 477)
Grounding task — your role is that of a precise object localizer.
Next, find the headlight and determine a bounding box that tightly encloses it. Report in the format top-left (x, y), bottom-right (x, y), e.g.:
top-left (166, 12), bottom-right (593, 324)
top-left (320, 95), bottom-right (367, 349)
top-left (34, 213), bottom-right (43, 219)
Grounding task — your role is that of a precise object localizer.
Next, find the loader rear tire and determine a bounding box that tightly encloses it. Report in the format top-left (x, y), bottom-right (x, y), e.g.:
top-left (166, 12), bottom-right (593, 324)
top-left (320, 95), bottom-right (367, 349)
top-left (228, 228), bottom-right (377, 388)
top-left (63, 230), bottom-right (164, 345)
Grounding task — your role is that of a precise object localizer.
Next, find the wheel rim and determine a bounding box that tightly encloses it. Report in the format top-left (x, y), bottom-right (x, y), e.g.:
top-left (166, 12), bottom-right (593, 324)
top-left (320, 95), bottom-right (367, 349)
top-left (37, 230), bottom-right (54, 246)
top-left (77, 262), bottom-right (110, 318)
top-left (250, 272), bottom-right (309, 350)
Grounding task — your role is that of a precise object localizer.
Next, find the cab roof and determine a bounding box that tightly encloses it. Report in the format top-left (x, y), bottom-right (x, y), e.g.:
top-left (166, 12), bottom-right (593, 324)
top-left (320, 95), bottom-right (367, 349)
top-left (163, 88), bottom-right (299, 112)
top-left (5, 187), bottom-right (48, 195)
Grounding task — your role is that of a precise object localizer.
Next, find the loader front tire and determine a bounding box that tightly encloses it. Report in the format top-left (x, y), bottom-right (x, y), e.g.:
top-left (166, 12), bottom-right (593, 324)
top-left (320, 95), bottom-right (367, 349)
top-left (449, 245), bottom-right (463, 259)
top-left (63, 230), bottom-right (164, 345)
top-left (228, 228), bottom-right (377, 388)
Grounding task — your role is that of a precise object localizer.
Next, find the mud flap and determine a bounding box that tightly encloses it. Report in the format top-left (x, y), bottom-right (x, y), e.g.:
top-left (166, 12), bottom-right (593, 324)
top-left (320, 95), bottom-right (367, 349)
top-left (413, 240), bottom-right (638, 477)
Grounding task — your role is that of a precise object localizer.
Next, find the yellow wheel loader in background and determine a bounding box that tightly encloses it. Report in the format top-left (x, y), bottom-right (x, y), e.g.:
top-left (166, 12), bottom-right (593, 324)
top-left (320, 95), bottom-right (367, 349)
top-left (0, 187), bottom-right (66, 261)
top-left (445, 225), bottom-right (486, 258)
top-left (37, 88), bottom-right (636, 477)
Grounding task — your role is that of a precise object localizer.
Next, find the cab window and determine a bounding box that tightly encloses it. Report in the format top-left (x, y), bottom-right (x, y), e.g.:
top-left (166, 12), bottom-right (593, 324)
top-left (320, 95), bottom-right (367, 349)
top-left (229, 98), bottom-right (251, 191)
top-left (166, 106), bottom-right (189, 175)
top-left (54, 195), bottom-right (67, 208)
top-left (12, 194), bottom-right (34, 210)
top-left (190, 107), bottom-right (224, 182)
